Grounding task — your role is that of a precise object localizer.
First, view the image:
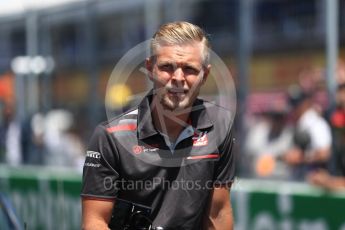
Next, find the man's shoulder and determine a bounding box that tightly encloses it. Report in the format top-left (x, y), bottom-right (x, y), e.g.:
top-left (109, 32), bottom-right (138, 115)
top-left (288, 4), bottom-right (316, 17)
top-left (98, 106), bottom-right (140, 131)
top-left (199, 98), bottom-right (233, 124)
top-left (302, 109), bottom-right (329, 128)
top-left (201, 99), bottom-right (230, 112)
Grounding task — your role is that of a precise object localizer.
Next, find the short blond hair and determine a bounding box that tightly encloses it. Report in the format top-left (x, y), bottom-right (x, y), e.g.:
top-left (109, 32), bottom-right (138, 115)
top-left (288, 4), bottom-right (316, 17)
top-left (150, 21), bottom-right (210, 65)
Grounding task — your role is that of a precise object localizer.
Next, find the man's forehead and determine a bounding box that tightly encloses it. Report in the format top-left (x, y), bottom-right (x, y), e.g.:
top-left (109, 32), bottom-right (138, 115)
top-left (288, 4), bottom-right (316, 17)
top-left (154, 43), bottom-right (204, 63)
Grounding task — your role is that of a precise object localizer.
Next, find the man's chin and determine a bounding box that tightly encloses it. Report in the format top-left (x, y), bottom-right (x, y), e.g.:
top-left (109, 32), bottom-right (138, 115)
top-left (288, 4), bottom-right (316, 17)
top-left (161, 98), bottom-right (190, 112)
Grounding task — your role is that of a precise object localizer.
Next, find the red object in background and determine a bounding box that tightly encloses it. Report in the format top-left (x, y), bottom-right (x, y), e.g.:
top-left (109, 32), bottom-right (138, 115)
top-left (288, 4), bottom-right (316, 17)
top-left (0, 72), bottom-right (15, 106)
top-left (331, 110), bottom-right (345, 128)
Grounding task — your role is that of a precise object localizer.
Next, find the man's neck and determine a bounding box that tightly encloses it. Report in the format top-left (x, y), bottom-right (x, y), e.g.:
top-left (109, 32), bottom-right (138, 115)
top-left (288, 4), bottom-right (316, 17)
top-left (152, 102), bottom-right (191, 143)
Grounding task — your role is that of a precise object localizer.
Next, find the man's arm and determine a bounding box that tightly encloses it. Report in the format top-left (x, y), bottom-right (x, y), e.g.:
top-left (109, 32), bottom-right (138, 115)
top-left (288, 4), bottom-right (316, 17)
top-left (82, 198), bottom-right (114, 230)
top-left (204, 185), bottom-right (233, 230)
top-left (308, 170), bottom-right (345, 191)
top-left (283, 147), bottom-right (331, 165)
top-left (304, 148), bottom-right (331, 164)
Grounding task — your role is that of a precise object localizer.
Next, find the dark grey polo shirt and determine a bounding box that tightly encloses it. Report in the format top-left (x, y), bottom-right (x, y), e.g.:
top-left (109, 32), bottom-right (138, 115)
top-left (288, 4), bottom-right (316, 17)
top-left (81, 91), bottom-right (235, 229)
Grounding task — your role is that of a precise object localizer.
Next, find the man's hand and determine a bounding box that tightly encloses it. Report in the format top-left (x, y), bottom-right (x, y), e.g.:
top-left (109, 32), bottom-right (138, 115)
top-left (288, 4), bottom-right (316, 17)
top-left (304, 148), bottom-right (331, 164)
top-left (283, 148), bottom-right (304, 165)
top-left (308, 170), bottom-right (345, 191)
top-left (203, 185), bottom-right (233, 230)
top-left (82, 197), bottom-right (115, 230)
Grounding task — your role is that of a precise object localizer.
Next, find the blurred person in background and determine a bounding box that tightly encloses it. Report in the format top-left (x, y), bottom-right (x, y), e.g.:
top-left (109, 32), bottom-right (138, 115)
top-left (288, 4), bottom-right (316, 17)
top-left (298, 67), bottom-right (327, 115)
top-left (44, 109), bottom-right (85, 171)
top-left (298, 67), bottom-right (323, 94)
top-left (0, 71), bottom-right (19, 165)
top-left (0, 104), bottom-right (22, 166)
top-left (283, 85), bottom-right (332, 180)
top-left (245, 99), bottom-right (293, 179)
top-left (308, 82), bottom-right (345, 191)
top-left (336, 60), bottom-right (345, 85)
top-left (0, 102), bottom-right (5, 162)
top-left (20, 112), bottom-right (45, 165)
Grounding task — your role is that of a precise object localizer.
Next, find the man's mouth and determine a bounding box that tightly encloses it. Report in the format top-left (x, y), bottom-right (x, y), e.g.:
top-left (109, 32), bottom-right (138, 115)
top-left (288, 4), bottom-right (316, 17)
top-left (168, 88), bottom-right (187, 94)
top-left (167, 89), bottom-right (187, 99)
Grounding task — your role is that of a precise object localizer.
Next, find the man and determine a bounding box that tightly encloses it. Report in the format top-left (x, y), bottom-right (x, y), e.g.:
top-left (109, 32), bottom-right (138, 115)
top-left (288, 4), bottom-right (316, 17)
top-left (81, 21), bottom-right (235, 230)
top-left (283, 85), bottom-right (332, 180)
top-left (308, 83), bottom-right (345, 190)
top-left (245, 100), bottom-right (293, 179)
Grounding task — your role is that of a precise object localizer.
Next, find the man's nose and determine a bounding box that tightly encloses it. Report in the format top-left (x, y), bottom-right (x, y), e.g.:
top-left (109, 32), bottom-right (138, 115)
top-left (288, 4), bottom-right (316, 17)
top-left (172, 67), bottom-right (185, 84)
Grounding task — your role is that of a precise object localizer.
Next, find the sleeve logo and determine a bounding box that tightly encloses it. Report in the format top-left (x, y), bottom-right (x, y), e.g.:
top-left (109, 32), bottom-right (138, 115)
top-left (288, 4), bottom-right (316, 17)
top-left (86, 151), bottom-right (101, 159)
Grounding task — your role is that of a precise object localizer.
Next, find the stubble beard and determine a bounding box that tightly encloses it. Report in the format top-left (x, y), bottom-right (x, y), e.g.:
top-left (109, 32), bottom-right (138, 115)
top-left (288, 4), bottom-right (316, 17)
top-left (161, 94), bottom-right (187, 111)
top-left (158, 89), bottom-right (196, 112)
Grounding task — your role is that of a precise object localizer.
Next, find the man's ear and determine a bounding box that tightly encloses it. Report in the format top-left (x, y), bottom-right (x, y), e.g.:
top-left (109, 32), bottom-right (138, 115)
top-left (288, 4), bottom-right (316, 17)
top-left (201, 64), bottom-right (211, 85)
top-left (145, 58), bottom-right (154, 81)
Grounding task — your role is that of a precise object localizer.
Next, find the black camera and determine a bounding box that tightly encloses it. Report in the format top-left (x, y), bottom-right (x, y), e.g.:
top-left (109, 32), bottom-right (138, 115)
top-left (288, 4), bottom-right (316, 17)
top-left (108, 198), bottom-right (163, 230)
top-left (293, 129), bottom-right (311, 152)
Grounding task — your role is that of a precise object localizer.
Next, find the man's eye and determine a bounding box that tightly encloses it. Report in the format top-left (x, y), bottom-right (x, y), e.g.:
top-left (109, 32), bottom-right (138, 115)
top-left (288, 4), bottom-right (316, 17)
top-left (159, 64), bottom-right (174, 72)
top-left (184, 67), bottom-right (199, 75)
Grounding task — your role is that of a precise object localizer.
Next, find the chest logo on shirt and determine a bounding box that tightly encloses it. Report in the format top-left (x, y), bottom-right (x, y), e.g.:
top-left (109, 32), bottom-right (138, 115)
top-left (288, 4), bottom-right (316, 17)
top-left (132, 145), bottom-right (159, 154)
top-left (192, 131), bottom-right (208, 147)
top-left (132, 145), bottom-right (144, 154)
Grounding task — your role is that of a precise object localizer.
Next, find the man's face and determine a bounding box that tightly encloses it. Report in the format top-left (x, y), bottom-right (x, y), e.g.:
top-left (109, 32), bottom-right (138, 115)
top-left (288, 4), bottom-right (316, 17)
top-left (337, 88), bottom-right (345, 109)
top-left (146, 42), bottom-right (210, 111)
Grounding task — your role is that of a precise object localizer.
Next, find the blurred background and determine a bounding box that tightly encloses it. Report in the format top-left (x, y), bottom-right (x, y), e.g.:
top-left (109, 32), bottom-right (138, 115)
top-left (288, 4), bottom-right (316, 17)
top-left (0, 0), bottom-right (345, 229)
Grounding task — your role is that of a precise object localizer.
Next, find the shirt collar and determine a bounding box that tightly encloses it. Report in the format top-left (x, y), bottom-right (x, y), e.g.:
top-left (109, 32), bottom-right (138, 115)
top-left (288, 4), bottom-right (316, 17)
top-left (137, 90), bottom-right (214, 140)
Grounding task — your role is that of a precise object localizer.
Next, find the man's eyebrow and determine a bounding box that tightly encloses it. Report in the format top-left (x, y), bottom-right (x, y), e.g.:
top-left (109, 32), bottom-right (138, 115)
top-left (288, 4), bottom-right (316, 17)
top-left (184, 64), bottom-right (200, 69)
top-left (157, 61), bottom-right (174, 65)
top-left (157, 61), bottom-right (201, 69)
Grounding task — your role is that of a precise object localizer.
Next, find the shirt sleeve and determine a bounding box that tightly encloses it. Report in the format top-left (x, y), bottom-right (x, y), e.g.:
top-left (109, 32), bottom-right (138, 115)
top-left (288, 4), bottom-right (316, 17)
top-left (213, 127), bottom-right (236, 186)
top-left (81, 124), bottom-right (120, 199)
top-left (310, 119), bottom-right (332, 150)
